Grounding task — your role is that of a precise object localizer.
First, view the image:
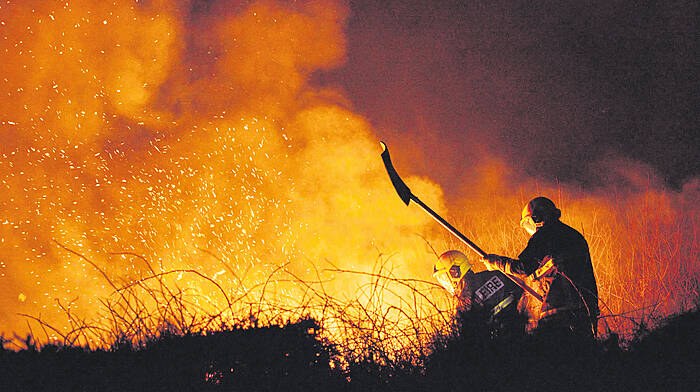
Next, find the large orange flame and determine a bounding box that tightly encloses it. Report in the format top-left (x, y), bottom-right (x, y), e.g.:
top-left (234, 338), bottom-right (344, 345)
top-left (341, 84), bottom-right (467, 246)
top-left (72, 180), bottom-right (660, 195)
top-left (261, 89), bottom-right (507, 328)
top-left (0, 0), bottom-right (449, 351)
top-left (0, 0), bottom-right (697, 353)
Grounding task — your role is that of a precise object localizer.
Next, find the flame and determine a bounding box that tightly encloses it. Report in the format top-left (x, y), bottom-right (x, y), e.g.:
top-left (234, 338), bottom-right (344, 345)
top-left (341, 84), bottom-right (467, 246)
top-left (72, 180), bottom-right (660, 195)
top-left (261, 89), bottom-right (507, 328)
top-left (452, 157), bottom-right (699, 334)
top-left (0, 0), bottom-right (449, 351)
top-left (0, 0), bottom-right (697, 353)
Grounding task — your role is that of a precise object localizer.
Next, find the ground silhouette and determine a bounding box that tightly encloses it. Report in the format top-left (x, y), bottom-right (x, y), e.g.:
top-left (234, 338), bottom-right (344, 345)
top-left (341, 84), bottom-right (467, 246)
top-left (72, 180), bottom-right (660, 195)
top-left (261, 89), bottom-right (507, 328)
top-left (0, 308), bottom-right (697, 391)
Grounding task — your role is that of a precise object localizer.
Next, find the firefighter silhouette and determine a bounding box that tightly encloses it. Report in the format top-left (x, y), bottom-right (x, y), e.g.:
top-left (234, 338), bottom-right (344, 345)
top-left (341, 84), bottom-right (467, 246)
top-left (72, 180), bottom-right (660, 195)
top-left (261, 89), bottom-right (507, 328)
top-left (434, 250), bottom-right (524, 328)
top-left (481, 197), bottom-right (600, 338)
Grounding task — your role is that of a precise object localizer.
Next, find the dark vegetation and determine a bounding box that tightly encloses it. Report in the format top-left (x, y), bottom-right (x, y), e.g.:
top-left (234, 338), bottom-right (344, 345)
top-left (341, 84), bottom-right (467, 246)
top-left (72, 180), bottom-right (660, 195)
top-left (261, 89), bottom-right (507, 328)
top-left (0, 318), bottom-right (345, 392)
top-left (1, 307), bottom-right (698, 392)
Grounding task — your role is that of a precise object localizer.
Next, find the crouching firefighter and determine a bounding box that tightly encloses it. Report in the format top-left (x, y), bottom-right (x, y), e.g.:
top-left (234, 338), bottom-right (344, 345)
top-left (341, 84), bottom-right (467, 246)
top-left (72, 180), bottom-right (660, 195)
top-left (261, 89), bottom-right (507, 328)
top-left (434, 250), bottom-right (524, 331)
top-left (481, 197), bottom-right (600, 339)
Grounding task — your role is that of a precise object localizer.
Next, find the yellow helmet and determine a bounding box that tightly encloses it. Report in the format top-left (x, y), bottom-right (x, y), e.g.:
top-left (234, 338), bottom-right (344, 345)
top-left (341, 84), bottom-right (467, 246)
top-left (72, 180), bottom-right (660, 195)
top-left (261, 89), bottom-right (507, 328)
top-left (433, 250), bottom-right (472, 295)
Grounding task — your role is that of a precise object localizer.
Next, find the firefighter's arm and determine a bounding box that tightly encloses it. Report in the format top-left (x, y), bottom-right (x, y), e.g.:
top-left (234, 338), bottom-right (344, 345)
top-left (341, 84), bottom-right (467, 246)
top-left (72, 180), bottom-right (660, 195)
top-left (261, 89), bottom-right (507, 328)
top-left (481, 254), bottom-right (514, 274)
top-left (481, 254), bottom-right (536, 276)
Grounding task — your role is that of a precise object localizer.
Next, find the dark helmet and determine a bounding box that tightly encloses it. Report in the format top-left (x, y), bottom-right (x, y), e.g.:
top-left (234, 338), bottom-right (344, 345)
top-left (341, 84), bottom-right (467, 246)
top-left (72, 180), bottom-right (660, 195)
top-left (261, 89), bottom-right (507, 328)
top-left (520, 197), bottom-right (561, 235)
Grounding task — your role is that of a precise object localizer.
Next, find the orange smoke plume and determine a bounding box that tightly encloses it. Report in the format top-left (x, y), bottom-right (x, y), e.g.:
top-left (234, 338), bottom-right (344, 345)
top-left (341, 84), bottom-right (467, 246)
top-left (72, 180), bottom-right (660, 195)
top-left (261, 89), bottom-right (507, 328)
top-left (0, 0), bottom-right (447, 348)
top-left (0, 0), bottom-right (697, 352)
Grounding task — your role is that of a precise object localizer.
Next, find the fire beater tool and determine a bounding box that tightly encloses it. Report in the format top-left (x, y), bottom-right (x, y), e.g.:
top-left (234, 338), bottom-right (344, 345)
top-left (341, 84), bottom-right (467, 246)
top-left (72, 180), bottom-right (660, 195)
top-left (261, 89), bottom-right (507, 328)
top-left (379, 141), bottom-right (544, 303)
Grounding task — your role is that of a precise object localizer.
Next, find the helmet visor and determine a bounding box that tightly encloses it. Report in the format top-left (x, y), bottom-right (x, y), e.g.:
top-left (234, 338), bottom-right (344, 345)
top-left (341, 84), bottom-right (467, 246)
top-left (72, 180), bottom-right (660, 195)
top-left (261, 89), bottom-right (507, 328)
top-left (520, 215), bottom-right (537, 236)
top-left (434, 270), bottom-right (457, 295)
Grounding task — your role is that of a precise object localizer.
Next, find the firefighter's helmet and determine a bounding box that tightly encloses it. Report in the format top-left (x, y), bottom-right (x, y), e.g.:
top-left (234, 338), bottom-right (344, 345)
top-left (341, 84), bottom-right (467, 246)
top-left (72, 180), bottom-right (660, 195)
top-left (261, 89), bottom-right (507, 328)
top-left (433, 250), bottom-right (472, 295)
top-left (520, 196), bottom-right (561, 235)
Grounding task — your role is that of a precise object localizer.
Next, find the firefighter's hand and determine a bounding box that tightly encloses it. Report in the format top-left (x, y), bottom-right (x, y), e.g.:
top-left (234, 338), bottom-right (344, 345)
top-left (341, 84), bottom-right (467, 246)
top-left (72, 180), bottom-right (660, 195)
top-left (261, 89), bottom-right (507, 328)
top-left (481, 254), bottom-right (501, 271)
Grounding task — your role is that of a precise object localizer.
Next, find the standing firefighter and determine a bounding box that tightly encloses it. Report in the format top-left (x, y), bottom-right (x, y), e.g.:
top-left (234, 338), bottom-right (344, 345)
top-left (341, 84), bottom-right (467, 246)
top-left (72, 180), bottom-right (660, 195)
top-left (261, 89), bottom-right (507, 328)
top-left (434, 250), bottom-right (523, 329)
top-left (481, 197), bottom-right (599, 338)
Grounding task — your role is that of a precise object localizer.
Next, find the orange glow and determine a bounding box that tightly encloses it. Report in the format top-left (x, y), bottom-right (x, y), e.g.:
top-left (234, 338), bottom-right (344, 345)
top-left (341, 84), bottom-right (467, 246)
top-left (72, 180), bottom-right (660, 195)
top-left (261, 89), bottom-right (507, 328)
top-left (0, 0), bottom-right (449, 352)
top-left (0, 0), bottom-right (697, 354)
top-left (452, 158), bottom-right (699, 334)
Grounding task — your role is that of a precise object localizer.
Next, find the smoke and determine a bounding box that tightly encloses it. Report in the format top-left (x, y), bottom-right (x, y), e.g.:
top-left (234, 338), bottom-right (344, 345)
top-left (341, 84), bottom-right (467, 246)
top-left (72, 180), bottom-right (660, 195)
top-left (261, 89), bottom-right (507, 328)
top-left (328, 0), bottom-right (699, 194)
top-left (324, 1), bottom-right (699, 329)
top-left (0, 0), bottom-right (696, 343)
top-left (0, 0), bottom-right (446, 339)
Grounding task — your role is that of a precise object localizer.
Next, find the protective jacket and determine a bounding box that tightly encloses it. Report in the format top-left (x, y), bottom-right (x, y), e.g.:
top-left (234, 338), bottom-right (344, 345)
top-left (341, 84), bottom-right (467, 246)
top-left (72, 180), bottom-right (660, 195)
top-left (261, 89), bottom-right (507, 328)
top-left (492, 220), bottom-right (599, 333)
top-left (458, 270), bottom-right (523, 319)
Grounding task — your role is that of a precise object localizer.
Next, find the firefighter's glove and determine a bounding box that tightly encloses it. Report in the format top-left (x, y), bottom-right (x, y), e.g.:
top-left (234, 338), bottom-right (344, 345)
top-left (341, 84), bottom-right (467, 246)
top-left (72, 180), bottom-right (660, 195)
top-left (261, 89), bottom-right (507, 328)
top-left (481, 254), bottom-right (503, 271)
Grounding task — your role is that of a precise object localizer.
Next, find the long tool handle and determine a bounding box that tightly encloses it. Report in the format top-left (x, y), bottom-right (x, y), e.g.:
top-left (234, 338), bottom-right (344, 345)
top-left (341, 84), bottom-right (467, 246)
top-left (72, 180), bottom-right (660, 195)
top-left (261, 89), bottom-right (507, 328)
top-left (380, 141), bottom-right (544, 303)
top-left (411, 196), bottom-right (486, 257)
top-left (413, 195), bottom-right (543, 302)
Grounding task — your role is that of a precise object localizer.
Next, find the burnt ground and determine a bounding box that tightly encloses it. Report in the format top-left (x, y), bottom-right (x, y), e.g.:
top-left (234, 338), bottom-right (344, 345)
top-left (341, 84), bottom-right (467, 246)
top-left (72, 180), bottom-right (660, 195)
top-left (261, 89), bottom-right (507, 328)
top-left (0, 309), bottom-right (697, 392)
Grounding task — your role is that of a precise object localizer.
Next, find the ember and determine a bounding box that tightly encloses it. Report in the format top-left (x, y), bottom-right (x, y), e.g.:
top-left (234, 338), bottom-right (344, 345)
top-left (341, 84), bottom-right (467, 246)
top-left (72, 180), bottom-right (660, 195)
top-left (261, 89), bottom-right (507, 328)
top-left (0, 0), bottom-right (697, 356)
